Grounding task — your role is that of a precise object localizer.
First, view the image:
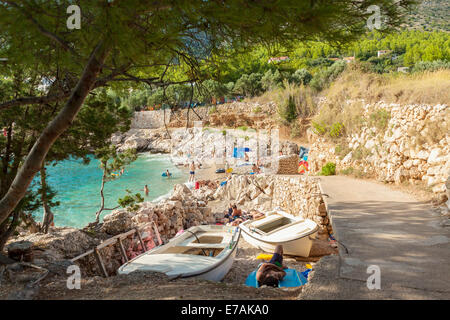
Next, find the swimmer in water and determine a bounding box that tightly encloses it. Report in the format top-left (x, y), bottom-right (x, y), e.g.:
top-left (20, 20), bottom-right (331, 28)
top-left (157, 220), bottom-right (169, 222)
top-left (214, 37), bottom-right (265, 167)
top-left (166, 169), bottom-right (171, 178)
top-left (144, 185), bottom-right (149, 196)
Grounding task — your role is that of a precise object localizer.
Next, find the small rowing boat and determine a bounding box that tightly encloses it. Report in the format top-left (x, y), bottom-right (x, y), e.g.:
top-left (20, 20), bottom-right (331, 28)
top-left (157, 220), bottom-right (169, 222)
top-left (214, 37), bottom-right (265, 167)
top-left (240, 209), bottom-right (318, 257)
top-left (118, 225), bottom-right (241, 281)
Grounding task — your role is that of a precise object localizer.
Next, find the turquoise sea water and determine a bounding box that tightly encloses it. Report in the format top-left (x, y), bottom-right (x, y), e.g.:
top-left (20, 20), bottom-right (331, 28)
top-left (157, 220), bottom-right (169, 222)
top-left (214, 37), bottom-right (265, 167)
top-left (32, 153), bottom-right (187, 228)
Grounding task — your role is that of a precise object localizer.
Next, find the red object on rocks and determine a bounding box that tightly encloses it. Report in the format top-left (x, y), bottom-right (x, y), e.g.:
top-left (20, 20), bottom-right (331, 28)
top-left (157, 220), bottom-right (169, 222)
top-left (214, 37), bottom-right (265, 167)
top-left (195, 181), bottom-right (199, 189)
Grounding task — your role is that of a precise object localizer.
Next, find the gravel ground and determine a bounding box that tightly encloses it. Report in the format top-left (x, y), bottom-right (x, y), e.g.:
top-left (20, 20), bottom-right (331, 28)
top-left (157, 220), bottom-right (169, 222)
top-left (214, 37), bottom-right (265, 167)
top-left (1, 238), bottom-right (316, 300)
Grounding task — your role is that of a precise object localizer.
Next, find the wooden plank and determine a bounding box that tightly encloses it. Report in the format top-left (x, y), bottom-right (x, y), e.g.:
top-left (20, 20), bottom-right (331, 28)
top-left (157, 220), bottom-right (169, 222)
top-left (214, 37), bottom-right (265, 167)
top-left (120, 229), bottom-right (136, 239)
top-left (93, 248), bottom-right (108, 278)
top-left (117, 238), bottom-right (128, 262)
top-left (97, 237), bottom-right (119, 249)
top-left (97, 230), bottom-right (136, 250)
top-left (70, 249), bottom-right (95, 262)
top-left (136, 229), bottom-right (147, 252)
top-left (152, 221), bottom-right (162, 246)
top-left (71, 229), bottom-right (137, 264)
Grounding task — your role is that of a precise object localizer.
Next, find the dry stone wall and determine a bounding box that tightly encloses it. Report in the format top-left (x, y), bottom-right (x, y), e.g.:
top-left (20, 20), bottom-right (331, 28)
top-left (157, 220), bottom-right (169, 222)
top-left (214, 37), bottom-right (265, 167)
top-left (271, 176), bottom-right (331, 235)
top-left (276, 155), bottom-right (300, 174)
top-left (131, 110), bottom-right (171, 129)
top-left (213, 174), bottom-right (331, 235)
top-left (309, 101), bottom-right (449, 197)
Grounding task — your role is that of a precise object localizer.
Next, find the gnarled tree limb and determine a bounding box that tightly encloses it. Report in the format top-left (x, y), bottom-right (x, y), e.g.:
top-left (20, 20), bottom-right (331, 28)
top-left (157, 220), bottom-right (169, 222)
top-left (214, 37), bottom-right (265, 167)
top-left (0, 40), bottom-right (111, 226)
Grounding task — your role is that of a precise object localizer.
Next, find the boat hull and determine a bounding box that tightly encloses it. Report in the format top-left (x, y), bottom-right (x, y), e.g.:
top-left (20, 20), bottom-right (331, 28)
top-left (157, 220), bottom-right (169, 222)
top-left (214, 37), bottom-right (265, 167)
top-left (184, 241), bottom-right (238, 281)
top-left (240, 210), bottom-right (318, 257)
top-left (241, 229), bottom-right (317, 257)
top-left (118, 225), bottom-right (240, 282)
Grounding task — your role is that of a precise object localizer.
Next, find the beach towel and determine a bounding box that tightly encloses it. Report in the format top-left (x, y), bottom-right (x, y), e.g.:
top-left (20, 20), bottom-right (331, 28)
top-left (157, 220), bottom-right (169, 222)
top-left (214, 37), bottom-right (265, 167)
top-left (299, 146), bottom-right (309, 159)
top-left (245, 268), bottom-right (307, 288)
top-left (233, 147), bottom-right (250, 158)
top-left (256, 253), bottom-right (273, 260)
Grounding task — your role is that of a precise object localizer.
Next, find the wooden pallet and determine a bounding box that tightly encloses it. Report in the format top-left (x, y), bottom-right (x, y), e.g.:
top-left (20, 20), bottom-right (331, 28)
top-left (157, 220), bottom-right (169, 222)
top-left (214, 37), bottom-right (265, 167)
top-left (70, 227), bottom-right (153, 278)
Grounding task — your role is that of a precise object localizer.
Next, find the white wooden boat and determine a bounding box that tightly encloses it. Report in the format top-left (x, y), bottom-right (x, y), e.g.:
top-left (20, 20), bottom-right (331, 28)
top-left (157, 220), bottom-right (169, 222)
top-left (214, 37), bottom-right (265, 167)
top-left (240, 210), bottom-right (318, 257)
top-left (117, 225), bottom-right (241, 281)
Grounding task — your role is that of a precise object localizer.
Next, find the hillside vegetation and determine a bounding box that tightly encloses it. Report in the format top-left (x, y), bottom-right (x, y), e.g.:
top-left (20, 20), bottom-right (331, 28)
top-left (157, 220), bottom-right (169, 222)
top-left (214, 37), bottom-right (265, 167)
top-left (311, 66), bottom-right (450, 139)
top-left (113, 29), bottom-right (449, 112)
top-left (323, 67), bottom-right (450, 106)
top-left (404, 0), bottom-right (450, 31)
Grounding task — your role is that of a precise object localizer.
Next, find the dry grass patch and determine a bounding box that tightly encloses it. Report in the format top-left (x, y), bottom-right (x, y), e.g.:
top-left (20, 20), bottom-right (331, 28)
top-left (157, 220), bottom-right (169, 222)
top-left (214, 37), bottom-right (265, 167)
top-left (325, 66), bottom-right (450, 106)
top-left (407, 109), bottom-right (450, 147)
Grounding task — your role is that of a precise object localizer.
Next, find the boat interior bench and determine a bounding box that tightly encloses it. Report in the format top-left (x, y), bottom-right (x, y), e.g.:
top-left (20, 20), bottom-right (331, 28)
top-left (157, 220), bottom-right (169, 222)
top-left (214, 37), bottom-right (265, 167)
top-left (162, 232), bottom-right (232, 256)
top-left (164, 243), bottom-right (228, 253)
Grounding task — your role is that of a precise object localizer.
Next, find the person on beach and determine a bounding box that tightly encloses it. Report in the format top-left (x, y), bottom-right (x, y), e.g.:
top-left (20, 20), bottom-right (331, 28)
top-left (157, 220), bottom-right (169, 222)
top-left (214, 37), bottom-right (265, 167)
top-left (256, 245), bottom-right (287, 287)
top-left (189, 161), bottom-right (196, 182)
top-left (221, 204), bottom-right (242, 224)
top-left (244, 152), bottom-right (249, 162)
top-left (144, 185), bottom-right (149, 196)
top-left (252, 163), bottom-right (260, 174)
top-left (223, 203), bottom-right (233, 220)
top-left (248, 209), bottom-right (264, 220)
top-left (229, 205), bottom-right (248, 224)
top-left (232, 204), bottom-right (243, 217)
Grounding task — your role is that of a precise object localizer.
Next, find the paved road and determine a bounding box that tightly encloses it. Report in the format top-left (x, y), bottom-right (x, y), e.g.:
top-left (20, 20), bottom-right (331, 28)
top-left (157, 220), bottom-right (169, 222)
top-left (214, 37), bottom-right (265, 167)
top-left (300, 176), bottom-right (450, 299)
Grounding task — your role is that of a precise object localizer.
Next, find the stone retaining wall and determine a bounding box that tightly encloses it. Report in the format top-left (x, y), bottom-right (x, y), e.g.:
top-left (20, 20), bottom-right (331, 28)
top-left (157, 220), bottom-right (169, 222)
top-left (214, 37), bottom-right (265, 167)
top-left (131, 110), bottom-right (171, 129)
top-left (276, 155), bottom-right (300, 174)
top-left (271, 176), bottom-right (332, 235)
top-left (214, 174), bottom-right (331, 235)
top-left (308, 101), bottom-right (449, 198)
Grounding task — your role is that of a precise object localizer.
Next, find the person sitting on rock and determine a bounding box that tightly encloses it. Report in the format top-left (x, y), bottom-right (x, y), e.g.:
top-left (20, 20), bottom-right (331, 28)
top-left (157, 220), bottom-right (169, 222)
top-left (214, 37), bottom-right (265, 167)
top-left (231, 204), bottom-right (243, 219)
top-left (252, 163), bottom-right (261, 174)
top-left (222, 204), bottom-right (243, 224)
top-left (223, 203), bottom-right (233, 219)
top-left (256, 245), bottom-right (287, 287)
top-left (226, 205), bottom-right (250, 225)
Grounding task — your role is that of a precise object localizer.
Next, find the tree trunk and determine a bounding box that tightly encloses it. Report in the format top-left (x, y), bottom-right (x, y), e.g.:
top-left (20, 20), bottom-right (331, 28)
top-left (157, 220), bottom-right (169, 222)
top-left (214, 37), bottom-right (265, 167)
top-left (0, 209), bottom-right (20, 252)
top-left (0, 124), bottom-right (12, 197)
top-left (0, 41), bottom-right (110, 226)
top-left (163, 106), bottom-right (171, 139)
top-left (95, 166), bottom-right (107, 223)
top-left (40, 167), bottom-right (53, 234)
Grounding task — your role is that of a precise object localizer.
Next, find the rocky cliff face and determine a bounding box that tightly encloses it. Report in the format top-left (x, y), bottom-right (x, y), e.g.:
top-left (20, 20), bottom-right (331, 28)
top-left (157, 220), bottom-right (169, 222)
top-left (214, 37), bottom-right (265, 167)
top-left (167, 101), bottom-right (277, 129)
top-left (309, 101), bottom-right (449, 198)
top-left (112, 101), bottom-right (280, 154)
top-left (111, 128), bottom-right (172, 153)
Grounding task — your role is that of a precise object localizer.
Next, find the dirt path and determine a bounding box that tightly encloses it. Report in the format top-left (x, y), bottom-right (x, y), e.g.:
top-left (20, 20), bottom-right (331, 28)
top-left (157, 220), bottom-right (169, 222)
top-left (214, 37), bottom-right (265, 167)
top-left (300, 175), bottom-right (450, 299)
